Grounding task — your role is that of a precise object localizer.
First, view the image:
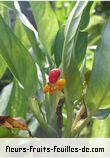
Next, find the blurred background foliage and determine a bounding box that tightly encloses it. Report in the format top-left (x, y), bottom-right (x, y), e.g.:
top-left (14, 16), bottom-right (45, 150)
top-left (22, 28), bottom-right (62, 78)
top-left (0, 1), bottom-right (110, 138)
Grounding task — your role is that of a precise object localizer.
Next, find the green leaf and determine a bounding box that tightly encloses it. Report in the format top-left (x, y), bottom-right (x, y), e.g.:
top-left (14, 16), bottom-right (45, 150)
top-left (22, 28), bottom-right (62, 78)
top-left (93, 108), bottom-right (110, 120)
top-left (14, 17), bottom-right (31, 49)
top-left (87, 15), bottom-right (105, 45)
top-left (62, 1), bottom-right (90, 102)
top-left (6, 80), bottom-right (27, 119)
top-left (30, 1), bottom-right (59, 55)
top-left (92, 117), bottom-right (110, 137)
top-left (52, 26), bottom-right (64, 67)
top-left (0, 55), bottom-right (7, 79)
top-left (0, 4), bottom-right (10, 25)
top-left (0, 127), bottom-right (13, 138)
top-left (1, 1), bottom-right (47, 67)
top-left (75, 31), bottom-right (88, 67)
top-left (55, 2), bottom-right (76, 25)
top-left (79, 2), bottom-right (93, 30)
top-left (0, 83), bottom-right (13, 115)
top-left (14, 2), bottom-right (46, 67)
top-left (86, 17), bottom-right (110, 110)
top-left (24, 27), bottom-right (45, 67)
top-left (0, 15), bottom-right (38, 97)
top-left (101, 93), bottom-right (110, 108)
top-left (0, 1), bottom-right (14, 10)
top-left (0, 83), bottom-right (13, 137)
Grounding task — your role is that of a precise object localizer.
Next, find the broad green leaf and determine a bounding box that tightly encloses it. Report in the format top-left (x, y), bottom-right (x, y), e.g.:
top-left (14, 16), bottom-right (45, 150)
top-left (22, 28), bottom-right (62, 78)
top-left (23, 27), bottom-right (45, 67)
top-left (0, 55), bottom-right (7, 79)
top-left (75, 31), bottom-right (87, 67)
top-left (14, 17), bottom-right (30, 49)
top-left (0, 4), bottom-right (10, 25)
top-left (100, 93), bottom-right (110, 108)
top-left (87, 15), bottom-right (105, 45)
top-left (0, 83), bottom-right (13, 115)
top-left (93, 108), bottom-right (110, 120)
top-left (79, 2), bottom-right (93, 30)
top-left (0, 15), bottom-right (38, 97)
top-left (0, 1), bottom-right (14, 10)
top-left (55, 2), bottom-right (76, 25)
top-left (0, 83), bottom-right (13, 138)
top-left (0, 127), bottom-right (13, 138)
top-left (6, 80), bottom-right (27, 119)
top-left (86, 18), bottom-right (110, 110)
top-left (87, 15), bottom-right (104, 30)
top-left (62, 1), bottom-right (91, 102)
top-left (52, 26), bottom-right (64, 67)
top-left (15, 17), bottom-right (45, 66)
top-left (0, 1), bottom-right (47, 67)
top-left (28, 118), bottom-right (38, 136)
top-left (30, 1), bottom-right (59, 55)
top-left (92, 117), bottom-right (110, 137)
top-left (14, 2), bottom-right (46, 67)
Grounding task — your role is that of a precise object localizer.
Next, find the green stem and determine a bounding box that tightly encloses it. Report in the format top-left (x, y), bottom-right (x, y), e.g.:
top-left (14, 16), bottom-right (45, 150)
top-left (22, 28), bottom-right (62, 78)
top-left (29, 98), bottom-right (58, 137)
top-left (63, 99), bottom-right (73, 137)
top-left (63, 95), bottom-right (85, 137)
top-left (49, 94), bottom-right (58, 126)
top-left (41, 68), bottom-right (46, 86)
top-left (39, 105), bottom-right (46, 121)
top-left (40, 68), bottom-right (50, 123)
top-left (63, 92), bottom-right (83, 137)
top-left (46, 52), bottom-right (53, 69)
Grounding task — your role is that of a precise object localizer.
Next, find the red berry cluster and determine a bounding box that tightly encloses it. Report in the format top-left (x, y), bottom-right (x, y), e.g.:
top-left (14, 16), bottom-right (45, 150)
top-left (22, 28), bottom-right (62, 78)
top-left (43, 68), bottom-right (66, 95)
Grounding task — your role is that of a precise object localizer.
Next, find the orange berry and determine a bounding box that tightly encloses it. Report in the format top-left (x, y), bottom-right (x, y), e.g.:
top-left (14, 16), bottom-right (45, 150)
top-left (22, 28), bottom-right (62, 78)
top-left (56, 79), bottom-right (66, 91)
top-left (57, 85), bottom-right (63, 91)
top-left (56, 79), bottom-right (66, 87)
top-left (49, 86), bottom-right (55, 95)
top-left (43, 84), bottom-right (50, 93)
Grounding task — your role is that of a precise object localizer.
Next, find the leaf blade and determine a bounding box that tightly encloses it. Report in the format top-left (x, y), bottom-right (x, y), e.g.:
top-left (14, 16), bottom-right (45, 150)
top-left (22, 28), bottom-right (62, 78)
top-left (62, 1), bottom-right (89, 102)
top-left (0, 15), bottom-right (38, 97)
top-left (6, 80), bottom-right (27, 119)
top-left (86, 18), bottom-right (110, 110)
top-left (52, 27), bottom-right (64, 67)
top-left (30, 1), bottom-right (59, 55)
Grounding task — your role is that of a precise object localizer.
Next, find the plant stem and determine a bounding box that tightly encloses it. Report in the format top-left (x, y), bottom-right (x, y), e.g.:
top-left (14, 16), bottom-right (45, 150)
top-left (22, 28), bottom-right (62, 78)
top-left (63, 99), bottom-right (73, 137)
top-left (49, 94), bottom-right (58, 126)
top-left (29, 97), bottom-right (58, 137)
top-left (40, 68), bottom-right (50, 123)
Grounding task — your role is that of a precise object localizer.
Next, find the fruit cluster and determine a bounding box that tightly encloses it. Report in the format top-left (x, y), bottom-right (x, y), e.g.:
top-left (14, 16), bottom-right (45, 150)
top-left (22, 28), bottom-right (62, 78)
top-left (43, 68), bottom-right (66, 95)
